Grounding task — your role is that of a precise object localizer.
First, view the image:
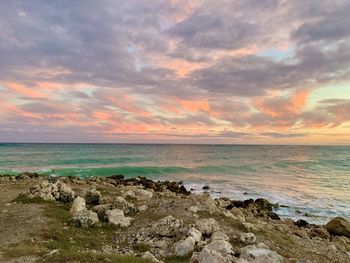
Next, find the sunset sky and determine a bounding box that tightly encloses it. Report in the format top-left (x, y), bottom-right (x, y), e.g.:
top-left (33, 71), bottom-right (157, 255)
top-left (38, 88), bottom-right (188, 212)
top-left (1, 0), bottom-right (350, 144)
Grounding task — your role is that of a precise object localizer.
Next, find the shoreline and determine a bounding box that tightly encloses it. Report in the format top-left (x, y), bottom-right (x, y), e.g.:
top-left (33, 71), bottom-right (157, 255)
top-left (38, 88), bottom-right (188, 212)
top-left (0, 172), bottom-right (350, 262)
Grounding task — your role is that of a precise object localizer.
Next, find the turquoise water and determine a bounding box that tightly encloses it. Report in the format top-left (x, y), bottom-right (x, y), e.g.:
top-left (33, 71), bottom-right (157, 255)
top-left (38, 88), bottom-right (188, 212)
top-left (1, 143), bottom-right (350, 223)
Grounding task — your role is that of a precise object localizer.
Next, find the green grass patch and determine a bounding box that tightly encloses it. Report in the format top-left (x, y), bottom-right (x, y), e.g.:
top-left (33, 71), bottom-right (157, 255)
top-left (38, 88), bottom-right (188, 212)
top-left (165, 255), bottom-right (191, 263)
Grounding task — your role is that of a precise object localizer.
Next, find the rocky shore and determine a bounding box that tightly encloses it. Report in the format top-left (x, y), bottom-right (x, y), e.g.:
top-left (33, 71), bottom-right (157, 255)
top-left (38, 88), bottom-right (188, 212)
top-left (0, 173), bottom-right (350, 263)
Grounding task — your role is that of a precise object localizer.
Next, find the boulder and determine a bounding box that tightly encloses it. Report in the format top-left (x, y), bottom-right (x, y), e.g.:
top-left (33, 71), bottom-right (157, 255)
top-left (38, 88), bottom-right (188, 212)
top-left (92, 204), bottom-right (112, 222)
top-left (134, 189), bottom-right (153, 200)
top-left (153, 215), bottom-right (182, 237)
top-left (174, 236), bottom-right (196, 257)
top-left (70, 196), bottom-right (86, 215)
top-left (71, 210), bottom-right (99, 227)
top-left (211, 231), bottom-right (230, 242)
top-left (205, 240), bottom-right (235, 258)
top-left (142, 251), bottom-right (163, 263)
top-left (113, 196), bottom-right (138, 214)
top-left (240, 233), bottom-right (257, 245)
top-left (197, 239), bottom-right (235, 263)
top-left (195, 218), bottom-right (220, 236)
top-left (326, 217), bottom-right (350, 238)
top-left (106, 209), bottom-right (132, 227)
top-left (189, 227), bottom-right (203, 243)
top-left (83, 187), bottom-right (102, 205)
top-left (122, 190), bottom-right (136, 199)
top-left (239, 245), bottom-right (284, 263)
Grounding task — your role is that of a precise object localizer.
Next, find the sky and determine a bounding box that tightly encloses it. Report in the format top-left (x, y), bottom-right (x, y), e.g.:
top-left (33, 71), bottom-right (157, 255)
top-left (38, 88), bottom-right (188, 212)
top-left (0, 0), bottom-right (350, 144)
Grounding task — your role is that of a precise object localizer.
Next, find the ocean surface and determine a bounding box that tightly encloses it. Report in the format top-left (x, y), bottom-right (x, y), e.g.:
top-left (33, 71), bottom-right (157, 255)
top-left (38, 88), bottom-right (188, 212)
top-left (1, 143), bottom-right (350, 224)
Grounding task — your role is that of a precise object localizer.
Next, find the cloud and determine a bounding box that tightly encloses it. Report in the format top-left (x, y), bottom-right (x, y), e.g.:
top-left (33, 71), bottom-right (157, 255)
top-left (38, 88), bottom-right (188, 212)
top-left (0, 0), bottom-right (350, 143)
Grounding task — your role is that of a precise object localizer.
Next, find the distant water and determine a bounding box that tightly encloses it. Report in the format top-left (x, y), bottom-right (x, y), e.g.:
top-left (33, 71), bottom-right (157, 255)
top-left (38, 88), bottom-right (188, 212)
top-left (1, 143), bottom-right (350, 224)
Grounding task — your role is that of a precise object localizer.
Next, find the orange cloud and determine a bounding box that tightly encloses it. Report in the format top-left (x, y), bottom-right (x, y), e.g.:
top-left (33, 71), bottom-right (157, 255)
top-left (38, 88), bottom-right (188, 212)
top-left (5, 82), bottom-right (48, 99)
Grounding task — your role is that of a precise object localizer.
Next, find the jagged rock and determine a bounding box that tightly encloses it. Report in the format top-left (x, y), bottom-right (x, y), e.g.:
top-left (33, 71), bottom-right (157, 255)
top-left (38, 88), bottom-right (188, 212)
top-left (28, 181), bottom-right (75, 203)
top-left (195, 218), bottom-right (220, 236)
top-left (122, 190), bottom-right (136, 199)
top-left (240, 233), bottom-right (257, 245)
top-left (211, 231), bottom-right (229, 241)
top-left (83, 187), bottom-right (101, 205)
top-left (92, 204), bottom-right (112, 222)
top-left (70, 210), bottom-right (99, 227)
top-left (174, 236), bottom-right (196, 257)
top-left (197, 239), bottom-right (235, 263)
top-left (134, 188), bottom-right (153, 200)
top-left (138, 204), bottom-right (148, 212)
top-left (153, 215), bottom-right (182, 237)
top-left (106, 209), bottom-right (132, 227)
top-left (326, 217), bottom-right (350, 238)
top-left (216, 198), bottom-right (231, 209)
top-left (113, 196), bottom-right (137, 214)
top-left (142, 251), bottom-right (163, 263)
top-left (239, 245), bottom-right (284, 263)
top-left (206, 240), bottom-right (235, 258)
top-left (69, 196), bottom-right (86, 215)
top-left (189, 227), bottom-right (202, 243)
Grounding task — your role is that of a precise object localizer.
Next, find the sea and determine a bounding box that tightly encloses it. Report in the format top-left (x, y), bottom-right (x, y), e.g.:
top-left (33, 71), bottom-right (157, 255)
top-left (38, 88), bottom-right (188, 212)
top-left (1, 143), bottom-right (349, 224)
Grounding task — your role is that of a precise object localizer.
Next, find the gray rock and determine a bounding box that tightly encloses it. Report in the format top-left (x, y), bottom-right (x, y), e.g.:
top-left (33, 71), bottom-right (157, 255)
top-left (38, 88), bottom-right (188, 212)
top-left (83, 187), bottom-right (102, 205)
top-left (195, 218), bottom-right (220, 236)
top-left (205, 240), bottom-right (235, 258)
top-left (142, 251), bottom-right (163, 263)
top-left (113, 196), bottom-right (137, 214)
top-left (92, 204), bottom-right (112, 222)
top-left (211, 231), bottom-right (230, 242)
top-left (106, 209), bottom-right (132, 227)
top-left (175, 236), bottom-right (196, 257)
top-left (71, 210), bottom-right (99, 227)
top-left (240, 233), bottom-right (257, 245)
top-left (153, 215), bottom-right (182, 237)
top-left (134, 189), bottom-right (153, 200)
top-left (197, 246), bottom-right (234, 263)
top-left (69, 196), bottom-right (86, 215)
top-left (189, 227), bottom-right (203, 243)
top-left (239, 245), bottom-right (284, 263)
top-left (326, 217), bottom-right (350, 238)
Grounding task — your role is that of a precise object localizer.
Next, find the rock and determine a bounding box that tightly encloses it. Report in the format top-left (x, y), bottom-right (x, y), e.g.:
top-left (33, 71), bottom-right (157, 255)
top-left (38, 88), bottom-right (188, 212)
top-left (153, 215), bottom-right (182, 237)
top-left (211, 231), bottom-right (229, 242)
top-left (197, 247), bottom-right (233, 263)
top-left (138, 204), bottom-right (148, 212)
top-left (134, 188), bottom-right (153, 200)
top-left (83, 187), bottom-right (101, 205)
top-left (295, 219), bottom-right (309, 227)
top-left (189, 227), bottom-right (202, 243)
top-left (113, 196), bottom-right (137, 214)
top-left (326, 217), bottom-right (350, 238)
top-left (215, 198), bottom-right (231, 209)
top-left (142, 251), bottom-right (163, 263)
top-left (106, 209), bottom-right (132, 227)
top-left (206, 240), bottom-right (235, 257)
top-left (69, 196), bottom-right (86, 215)
top-left (239, 245), bottom-right (284, 263)
top-left (203, 185), bottom-right (210, 190)
top-left (175, 236), bottom-right (196, 257)
top-left (122, 190), bottom-right (136, 199)
top-left (197, 239), bottom-right (235, 263)
top-left (92, 204), bottom-right (112, 222)
top-left (189, 206), bottom-right (200, 213)
top-left (195, 218), bottom-right (220, 236)
top-left (240, 233), bottom-right (257, 245)
top-left (70, 210), bottom-right (99, 227)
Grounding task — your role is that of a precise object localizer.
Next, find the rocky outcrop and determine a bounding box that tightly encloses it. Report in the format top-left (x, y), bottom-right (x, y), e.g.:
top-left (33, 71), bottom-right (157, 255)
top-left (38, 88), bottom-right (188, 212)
top-left (69, 196), bottom-right (86, 215)
top-left (326, 217), bottom-right (350, 238)
top-left (195, 218), bottom-right (220, 236)
top-left (153, 216), bottom-right (183, 237)
top-left (91, 204), bottom-right (112, 222)
top-left (195, 239), bottom-right (235, 263)
top-left (83, 187), bottom-right (101, 205)
top-left (174, 236), bottom-right (196, 257)
top-left (239, 245), bottom-right (284, 263)
top-left (28, 181), bottom-right (75, 203)
top-left (240, 233), bottom-right (257, 245)
top-left (106, 209), bottom-right (132, 227)
top-left (112, 196), bottom-right (138, 214)
top-left (70, 210), bottom-right (99, 227)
